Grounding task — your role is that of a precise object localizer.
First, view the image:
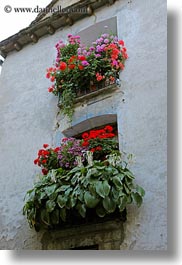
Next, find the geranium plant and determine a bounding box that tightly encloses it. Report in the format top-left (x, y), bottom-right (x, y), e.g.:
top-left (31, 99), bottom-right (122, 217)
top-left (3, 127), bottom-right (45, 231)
top-left (23, 125), bottom-right (145, 231)
top-left (46, 33), bottom-right (128, 121)
top-left (81, 125), bottom-right (118, 160)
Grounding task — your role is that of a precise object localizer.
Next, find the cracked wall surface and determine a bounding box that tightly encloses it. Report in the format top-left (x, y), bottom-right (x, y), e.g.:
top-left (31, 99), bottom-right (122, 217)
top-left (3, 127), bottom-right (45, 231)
top-left (0, 0), bottom-right (167, 249)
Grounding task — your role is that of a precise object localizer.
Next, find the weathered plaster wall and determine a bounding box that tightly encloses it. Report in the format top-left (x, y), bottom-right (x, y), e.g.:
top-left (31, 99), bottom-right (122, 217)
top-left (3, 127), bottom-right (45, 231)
top-left (0, 0), bottom-right (167, 249)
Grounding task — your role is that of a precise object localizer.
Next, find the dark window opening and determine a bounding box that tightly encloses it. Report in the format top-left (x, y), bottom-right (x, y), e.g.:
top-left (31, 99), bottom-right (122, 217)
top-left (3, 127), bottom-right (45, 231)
top-left (70, 244), bottom-right (99, 250)
top-left (74, 122), bottom-right (118, 139)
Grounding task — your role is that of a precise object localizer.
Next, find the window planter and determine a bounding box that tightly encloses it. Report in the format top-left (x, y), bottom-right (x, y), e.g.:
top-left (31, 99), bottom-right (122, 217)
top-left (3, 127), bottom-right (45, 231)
top-left (24, 128), bottom-right (145, 240)
top-left (46, 33), bottom-right (128, 121)
top-left (57, 78), bottom-right (119, 108)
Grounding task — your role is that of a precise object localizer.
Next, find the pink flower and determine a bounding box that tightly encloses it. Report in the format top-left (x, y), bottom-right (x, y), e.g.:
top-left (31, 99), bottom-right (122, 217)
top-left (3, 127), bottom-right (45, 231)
top-left (81, 60), bottom-right (89, 66)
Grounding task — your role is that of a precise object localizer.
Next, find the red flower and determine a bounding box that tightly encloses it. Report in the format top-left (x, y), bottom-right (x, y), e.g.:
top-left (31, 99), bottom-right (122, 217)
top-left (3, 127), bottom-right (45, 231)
top-left (43, 150), bottom-right (50, 156)
top-left (46, 72), bottom-right (50, 79)
top-left (59, 61), bottom-right (67, 71)
top-left (90, 148), bottom-right (95, 152)
top-left (122, 47), bottom-right (127, 53)
top-left (96, 146), bottom-right (102, 151)
top-left (78, 55), bottom-right (86, 61)
top-left (54, 147), bottom-right (60, 153)
top-left (82, 141), bottom-right (89, 147)
top-left (78, 65), bottom-right (84, 70)
top-left (68, 64), bottom-right (76, 70)
top-left (50, 76), bottom-right (55, 82)
top-left (82, 132), bottom-right (89, 139)
top-left (96, 72), bottom-right (103, 81)
top-left (119, 40), bottom-right (125, 46)
top-left (43, 144), bottom-right (49, 149)
top-left (42, 159), bottom-right (47, 164)
top-left (48, 87), bottom-right (54, 93)
top-left (34, 158), bottom-right (39, 165)
top-left (119, 63), bottom-right (124, 70)
top-left (38, 149), bottom-right (44, 156)
top-left (104, 125), bottom-right (113, 133)
top-left (68, 55), bottom-right (77, 63)
top-left (42, 168), bottom-right (48, 175)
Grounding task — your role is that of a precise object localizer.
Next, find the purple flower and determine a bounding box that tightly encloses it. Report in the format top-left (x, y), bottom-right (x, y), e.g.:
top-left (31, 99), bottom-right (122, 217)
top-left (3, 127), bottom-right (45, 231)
top-left (101, 44), bottom-right (106, 49)
top-left (102, 33), bottom-right (109, 38)
top-left (89, 46), bottom-right (95, 51)
top-left (59, 43), bottom-right (65, 48)
top-left (95, 54), bottom-right (101, 58)
top-left (77, 47), bottom-right (82, 54)
top-left (82, 50), bottom-right (87, 56)
top-left (104, 39), bottom-right (109, 44)
top-left (81, 60), bottom-right (89, 66)
top-left (74, 35), bottom-right (80, 39)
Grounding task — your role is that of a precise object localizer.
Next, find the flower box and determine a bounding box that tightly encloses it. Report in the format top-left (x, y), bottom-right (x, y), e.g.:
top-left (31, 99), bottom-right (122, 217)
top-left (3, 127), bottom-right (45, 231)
top-left (46, 33), bottom-right (128, 121)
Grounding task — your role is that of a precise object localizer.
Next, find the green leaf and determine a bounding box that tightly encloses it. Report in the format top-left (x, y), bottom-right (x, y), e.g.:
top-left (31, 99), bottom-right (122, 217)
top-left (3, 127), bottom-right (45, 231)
top-left (105, 166), bottom-right (118, 175)
top-left (45, 184), bottom-right (57, 197)
top-left (111, 186), bottom-right (120, 201)
top-left (46, 200), bottom-right (56, 212)
top-left (76, 203), bottom-right (86, 218)
top-left (117, 173), bottom-right (125, 181)
top-left (65, 187), bottom-right (73, 196)
top-left (118, 195), bottom-right (127, 212)
top-left (40, 209), bottom-right (50, 225)
top-left (131, 192), bottom-right (143, 207)
top-left (102, 196), bottom-right (116, 213)
top-left (37, 191), bottom-right (47, 203)
top-left (49, 192), bottom-right (57, 201)
top-left (57, 185), bottom-right (70, 192)
top-left (69, 166), bottom-right (81, 174)
top-left (57, 195), bottom-right (67, 208)
top-left (124, 170), bottom-right (135, 180)
top-left (84, 191), bottom-right (99, 208)
top-left (86, 168), bottom-right (99, 178)
top-left (112, 176), bottom-right (123, 189)
top-left (78, 190), bottom-right (84, 202)
top-left (60, 208), bottom-right (66, 222)
top-left (136, 185), bottom-right (145, 197)
top-left (96, 166), bottom-right (106, 170)
top-left (95, 180), bottom-right (110, 198)
top-left (124, 184), bottom-right (130, 194)
top-left (71, 175), bottom-right (78, 185)
top-left (96, 205), bottom-right (106, 218)
top-left (68, 195), bottom-right (77, 208)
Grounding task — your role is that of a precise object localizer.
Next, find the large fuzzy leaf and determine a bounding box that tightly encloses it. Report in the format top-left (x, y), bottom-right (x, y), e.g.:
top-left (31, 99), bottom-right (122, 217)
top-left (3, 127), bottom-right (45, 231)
top-left (76, 203), bottom-right (86, 218)
top-left (95, 180), bottom-right (110, 198)
top-left (131, 192), bottom-right (143, 207)
top-left (118, 195), bottom-right (127, 211)
top-left (44, 184), bottom-right (57, 197)
top-left (57, 195), bottom-right (67, 208)
top-left (84, 191), bottom-right (99, 208)
top-left (102, 196), bottom-right (116, 213)
top-left (112, 176), bottom-right (123, 189)
top-left (46, 200), bottom-right (56, 212)
top-left (40, 209), bottom-right (50, 225)
top-left (96, 205), bottom-right (106, 217)
top-left (136, 185), bottom-right (145, 197)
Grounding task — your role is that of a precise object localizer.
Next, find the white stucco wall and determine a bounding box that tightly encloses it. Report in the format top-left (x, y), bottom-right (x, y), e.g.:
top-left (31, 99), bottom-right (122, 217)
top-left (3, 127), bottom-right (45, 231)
top-left (0, 0), bottom-right (167, 250)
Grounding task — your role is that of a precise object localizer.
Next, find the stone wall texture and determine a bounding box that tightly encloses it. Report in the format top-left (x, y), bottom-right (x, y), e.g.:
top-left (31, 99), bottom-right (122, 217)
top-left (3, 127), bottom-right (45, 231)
top-left (0, 0), bottom-right (167, 250)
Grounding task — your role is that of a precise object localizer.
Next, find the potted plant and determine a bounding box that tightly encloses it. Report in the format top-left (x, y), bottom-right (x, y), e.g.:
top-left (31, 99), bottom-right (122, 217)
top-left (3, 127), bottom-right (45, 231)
top-left (46, 34), bottom-right (128, 121)
top-left (23, 126), bottom-right (145, 231)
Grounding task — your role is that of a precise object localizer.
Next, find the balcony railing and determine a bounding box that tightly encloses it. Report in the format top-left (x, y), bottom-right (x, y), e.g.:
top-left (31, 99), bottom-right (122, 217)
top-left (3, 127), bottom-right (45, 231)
top-left (74, 77), bottom-right (118, 98)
